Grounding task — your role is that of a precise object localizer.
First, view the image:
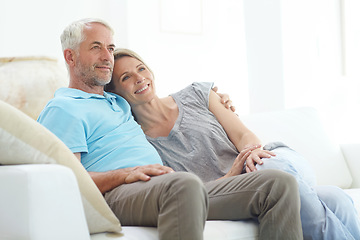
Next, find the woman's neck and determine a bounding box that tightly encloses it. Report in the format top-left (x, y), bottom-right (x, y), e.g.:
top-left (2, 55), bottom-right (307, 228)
top-left (131, 96), bottom-right (178, 138)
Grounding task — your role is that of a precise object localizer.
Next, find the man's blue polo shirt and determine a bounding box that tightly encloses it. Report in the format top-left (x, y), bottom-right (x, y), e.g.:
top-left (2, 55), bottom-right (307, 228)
top-left (37, 88), bottom-right (162, 172)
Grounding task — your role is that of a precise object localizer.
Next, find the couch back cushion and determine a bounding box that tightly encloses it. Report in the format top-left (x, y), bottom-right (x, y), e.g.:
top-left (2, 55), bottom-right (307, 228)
top-left (0, 57), bottom-right (68, 120)
top-left (0, 100), bottom-right (121, 234)
top-left (240, 107), bottom-right (352, 188)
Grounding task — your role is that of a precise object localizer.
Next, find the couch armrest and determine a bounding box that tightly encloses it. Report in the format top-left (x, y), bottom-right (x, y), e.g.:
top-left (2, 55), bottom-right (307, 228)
top-left (0, 164), bottom-right (90, 240)
top-left (340, 144), bottom-right (360, 188)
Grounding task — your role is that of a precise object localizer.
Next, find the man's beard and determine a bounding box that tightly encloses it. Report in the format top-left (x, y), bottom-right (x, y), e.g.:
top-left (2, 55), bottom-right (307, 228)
top-left (74, 60), bottom-right (112, 87)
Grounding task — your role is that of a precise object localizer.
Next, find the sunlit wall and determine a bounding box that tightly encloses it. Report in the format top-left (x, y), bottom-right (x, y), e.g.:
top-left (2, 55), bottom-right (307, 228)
top-left (0, 0), bottom-right (358, 143)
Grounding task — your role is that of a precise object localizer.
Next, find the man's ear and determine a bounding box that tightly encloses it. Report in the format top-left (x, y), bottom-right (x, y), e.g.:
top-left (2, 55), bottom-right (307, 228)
top-left (64, 49), bottom-right (75, 67)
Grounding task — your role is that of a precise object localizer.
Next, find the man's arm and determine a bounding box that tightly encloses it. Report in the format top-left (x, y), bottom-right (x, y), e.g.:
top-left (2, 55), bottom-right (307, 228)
top-left (74, 153), bottom-right (174, 194)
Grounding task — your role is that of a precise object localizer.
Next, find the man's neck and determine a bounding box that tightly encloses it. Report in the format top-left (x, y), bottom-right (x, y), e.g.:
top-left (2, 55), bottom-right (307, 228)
top-left (68, 79), bottom-right (104, 96)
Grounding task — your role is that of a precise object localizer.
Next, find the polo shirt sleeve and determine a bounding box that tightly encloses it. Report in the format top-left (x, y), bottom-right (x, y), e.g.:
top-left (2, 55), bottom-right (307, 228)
top-left (37, 106), bottom-right (88, 154)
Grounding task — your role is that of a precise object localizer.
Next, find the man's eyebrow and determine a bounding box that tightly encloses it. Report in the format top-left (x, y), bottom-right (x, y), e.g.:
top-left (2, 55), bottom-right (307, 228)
top-left (91, 41), bottom-right (102, 45)
top-left (90, 41), bottom-right (116, 48)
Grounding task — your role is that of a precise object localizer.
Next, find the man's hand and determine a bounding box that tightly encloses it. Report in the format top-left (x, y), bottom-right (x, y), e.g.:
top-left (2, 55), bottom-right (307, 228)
top-left (212, 86), bottom-right (236, 112)
top-left (124, 164), bottom-right (174, 183)
top-left (88, 164), bottom-right (174, 194)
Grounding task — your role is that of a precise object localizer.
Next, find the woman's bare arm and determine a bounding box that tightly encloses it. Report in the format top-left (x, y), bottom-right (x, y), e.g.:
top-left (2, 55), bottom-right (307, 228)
top-left (208, 90), bottom-right (275, 174)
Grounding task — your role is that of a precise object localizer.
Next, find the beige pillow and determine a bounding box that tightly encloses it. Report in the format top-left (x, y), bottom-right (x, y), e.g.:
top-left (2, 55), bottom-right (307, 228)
top-left (0, 100), bottom-right (121, 234)
top-left (0, 57), bottom-right (69, 120)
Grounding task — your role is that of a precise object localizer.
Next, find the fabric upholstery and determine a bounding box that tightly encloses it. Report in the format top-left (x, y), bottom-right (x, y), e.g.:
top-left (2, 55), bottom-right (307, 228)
top-left (0, 57), bottom-right (68, 120)
top-left (0, 100), bottom-right (121, 234)
top-left (240, 107), bottom-right (353, 188)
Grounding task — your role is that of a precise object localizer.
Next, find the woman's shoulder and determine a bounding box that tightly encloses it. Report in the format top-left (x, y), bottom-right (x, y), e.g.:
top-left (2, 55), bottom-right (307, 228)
top-left (191, 82), bottom-right (214, 92)
top-left (173, 82), bottom-right (213, 98)
top-left (171, 82), bottom-right (214, 108)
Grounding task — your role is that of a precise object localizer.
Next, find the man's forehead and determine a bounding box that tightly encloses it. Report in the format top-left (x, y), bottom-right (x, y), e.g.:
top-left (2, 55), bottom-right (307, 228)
top-left (82, 23), bottom-right (114, 46)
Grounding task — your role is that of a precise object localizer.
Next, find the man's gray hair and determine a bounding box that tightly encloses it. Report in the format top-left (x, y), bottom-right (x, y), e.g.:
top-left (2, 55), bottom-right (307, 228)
top-left (60, 18), bottom-right (114, 52)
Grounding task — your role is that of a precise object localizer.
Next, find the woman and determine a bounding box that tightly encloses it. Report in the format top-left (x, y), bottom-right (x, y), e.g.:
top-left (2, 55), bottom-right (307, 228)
top-left (106, 48), bottom-right (360, 240)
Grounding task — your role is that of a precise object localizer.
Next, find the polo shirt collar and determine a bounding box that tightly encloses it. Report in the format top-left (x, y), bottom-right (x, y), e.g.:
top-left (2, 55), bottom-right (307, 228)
top-left (55, 87), bottom-right (121, 111)
top-left (55, 87), bottom-right (116, 100)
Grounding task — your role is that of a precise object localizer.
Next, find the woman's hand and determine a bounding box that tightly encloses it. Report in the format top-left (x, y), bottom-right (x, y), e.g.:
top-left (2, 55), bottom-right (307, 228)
top-left (244, 147), bottom-right (276, 173)
top-left (222, 145), bottom-right (260, 178)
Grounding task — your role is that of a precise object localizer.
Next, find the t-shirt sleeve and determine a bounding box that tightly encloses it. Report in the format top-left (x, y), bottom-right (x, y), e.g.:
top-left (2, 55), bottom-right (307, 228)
top-left (191, 82), bottom-right (214, 108)
top-left (37, 106), bottom-right (88, 154)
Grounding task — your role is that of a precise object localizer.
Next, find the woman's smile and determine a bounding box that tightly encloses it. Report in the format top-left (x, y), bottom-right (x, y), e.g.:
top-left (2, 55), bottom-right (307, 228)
top-left (135, 83), bottom-right (150, 94)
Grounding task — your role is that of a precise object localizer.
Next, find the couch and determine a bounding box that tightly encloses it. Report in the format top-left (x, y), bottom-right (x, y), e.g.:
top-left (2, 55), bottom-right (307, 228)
top-left (0, 57), bottom-right (359, 240)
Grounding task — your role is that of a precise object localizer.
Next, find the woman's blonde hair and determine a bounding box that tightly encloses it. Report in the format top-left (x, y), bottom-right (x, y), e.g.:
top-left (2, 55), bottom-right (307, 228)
top-left (105, 48), bottom-right (154, 92)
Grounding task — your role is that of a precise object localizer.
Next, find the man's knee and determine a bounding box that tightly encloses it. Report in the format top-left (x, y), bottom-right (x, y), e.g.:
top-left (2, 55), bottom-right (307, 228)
top-left (165, 172), bottom-right (206, 195)
top-left (260, 169), bottom-right (299, 200)
top-left (261, 169), bottom-right (297, 184)
top-left (162, 172), bottom-right (209, 213)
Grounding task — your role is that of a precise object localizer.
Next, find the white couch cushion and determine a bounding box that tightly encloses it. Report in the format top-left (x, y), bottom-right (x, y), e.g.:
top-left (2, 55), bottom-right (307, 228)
top-left (0, 165), bottom-right (90, 240)
top-left (90, 220), bottom-right (259, 240)
top-left (240, 107), bottom-right (352, 188)
top-left (0, 100), bottom-right (121, 234)
top-left (340, 144), bottom-right (360, 188)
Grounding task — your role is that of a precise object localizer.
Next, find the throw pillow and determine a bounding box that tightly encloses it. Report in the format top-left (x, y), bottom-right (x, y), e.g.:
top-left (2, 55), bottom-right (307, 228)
top-left (0, 100), bottom-right (121, 234)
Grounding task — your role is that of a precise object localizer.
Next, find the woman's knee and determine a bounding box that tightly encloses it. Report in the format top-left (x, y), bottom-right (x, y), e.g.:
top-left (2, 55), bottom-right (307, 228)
top-left (315, 185), bottom-right (354, 211)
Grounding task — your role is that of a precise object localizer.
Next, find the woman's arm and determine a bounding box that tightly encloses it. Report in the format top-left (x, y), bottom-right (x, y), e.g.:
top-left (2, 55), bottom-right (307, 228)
top-left (74, 153), bottom-right (174, 194)
top-left (208, 90), bottom-right (260, 150)
top-left (208, 90), bottom-right (275, 174)
top-left (212, 86), bottom-right (236, 112)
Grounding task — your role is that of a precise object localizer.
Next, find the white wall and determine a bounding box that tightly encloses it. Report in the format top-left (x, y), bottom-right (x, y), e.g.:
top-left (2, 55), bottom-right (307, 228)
top-left (1, 0), bottom-right (358, 143)
top-left (121, 0), bottom-right (250, 114)
top-left (243, 0), bottom-right (284, 113)
top-left (281, 0), bottom-right (360, 143)
top-left (0, 0), bottom-right (249, 114)
top-left (0, 0), bottom-right (126, 70)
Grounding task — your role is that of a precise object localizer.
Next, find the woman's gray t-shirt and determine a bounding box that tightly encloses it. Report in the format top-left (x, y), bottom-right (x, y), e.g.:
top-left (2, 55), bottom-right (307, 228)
top-left (146, 82), bottom-right (239, 182)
